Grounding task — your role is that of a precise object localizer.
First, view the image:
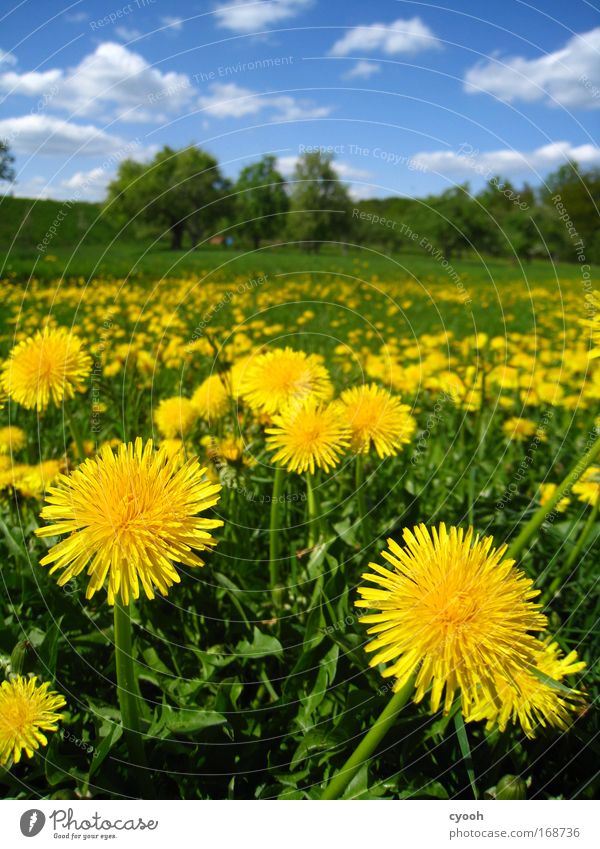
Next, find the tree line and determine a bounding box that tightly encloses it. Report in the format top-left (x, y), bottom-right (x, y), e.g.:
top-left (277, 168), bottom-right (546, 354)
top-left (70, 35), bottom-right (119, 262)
top-left (104, 146), bottom-right (351, 253)
top-left (1, 140), bottom-right (598, 262)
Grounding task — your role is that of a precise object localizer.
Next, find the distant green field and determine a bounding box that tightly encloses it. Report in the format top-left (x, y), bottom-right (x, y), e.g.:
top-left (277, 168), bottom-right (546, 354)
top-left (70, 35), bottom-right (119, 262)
top-left (0, 241), bottom-right (586, 288)
top-left (0, 196), bottom-right (116, 252)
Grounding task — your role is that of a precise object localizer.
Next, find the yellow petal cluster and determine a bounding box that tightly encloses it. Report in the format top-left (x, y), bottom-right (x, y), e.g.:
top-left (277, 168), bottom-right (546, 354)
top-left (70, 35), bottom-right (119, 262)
top-left (36, 438), bottom-right (223, 604)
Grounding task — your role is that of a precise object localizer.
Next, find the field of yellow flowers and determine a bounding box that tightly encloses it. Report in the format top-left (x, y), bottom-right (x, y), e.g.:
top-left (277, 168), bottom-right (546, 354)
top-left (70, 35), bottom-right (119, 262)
top-left (0, 265), bottom-right (597, 800)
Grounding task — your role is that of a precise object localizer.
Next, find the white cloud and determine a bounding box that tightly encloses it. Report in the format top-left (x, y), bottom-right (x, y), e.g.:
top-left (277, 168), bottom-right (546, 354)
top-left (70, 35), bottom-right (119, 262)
top-left (330, 17), bottom-right (440, 57)
top-left (9, 138), bottom-right (157, 201)
top-left (214, 0), bottom-right (313, 33)
top-left (0, 43), bottom-right (331, 130)
top-left (411, 141), bottom-right (600, 179)
top-left (161, 16), bottom-right (184, 31)
top-left (61, 167), bottom-right (108, 190)
top-left (276, 155), bottom-right (300, 174)
top-left (58, 165), bottom-right (129, 200)
top-left (0, 49), bottom-right (16, 66)
top-left (9, 175), bottom-right (55, 200)
top-left (343, 60), bottom-right (381, 79)
top-left (464, 27), bottom-right (600, 109)
top-left (199, 82), bottom-right (263, 117)
top-left (272, 97), bottom-right (331, 120)
top-left (65, 12), bottom-right (88, 23)
top-left (0, 68), bottom-right (62, 96)
top-left (348, 183), bottom-right (376, 201)
top-left (60, 168), bottom-right (111, 200)
top-left (9, 169), bottom-right (111, 202)
top-left (0, 42), bottom-right (193, 122)
top-left (115, 26), bottom-right (143, 40)
top-left (333, 162), bottom-right (372, 179)
top-left (0, 114), bottom-right (133, 156)
top-left (198, 81), bottom-right (332, 120)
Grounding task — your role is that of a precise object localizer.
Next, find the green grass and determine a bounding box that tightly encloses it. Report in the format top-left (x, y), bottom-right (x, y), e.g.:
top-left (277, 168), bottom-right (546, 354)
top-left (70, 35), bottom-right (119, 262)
top-left (0, 196), bottom-right (116, 253)
top-left (0, 239), bottom-right (584, 287)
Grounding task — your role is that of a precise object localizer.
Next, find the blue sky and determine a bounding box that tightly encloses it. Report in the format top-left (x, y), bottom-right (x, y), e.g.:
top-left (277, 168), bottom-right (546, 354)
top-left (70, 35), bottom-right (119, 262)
top-left (0, 0), bottom-right (598, 201)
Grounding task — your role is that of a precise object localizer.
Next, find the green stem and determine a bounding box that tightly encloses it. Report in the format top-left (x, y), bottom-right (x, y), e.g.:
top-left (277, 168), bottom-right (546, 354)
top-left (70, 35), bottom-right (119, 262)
top-left (547, 496), bottom-right (600, 598)
top-left (454, 709), bottom-right (478, 799)
top-left (113, 599), bottom-right (146, 770)
top-left (320, 675), bottom-right (415, 800)
top-left (536, 509), bottom-right (580, 585)
top-left (66, 409), bottom-right (86, 462)
top-left (0, 516), bottom-right (28, 562)
top-left (355, 454), bottom-right (370, 547)
top-left (467, 466), bottom-right (476, 528)
top-left (269, 466), bottom-right (285, 589)
top-left (467, 377), bottom-right (486, 528)
top-left (306, 472), bottom-right (321, 547)
top-left (505, 432), bottom-right (600, 562)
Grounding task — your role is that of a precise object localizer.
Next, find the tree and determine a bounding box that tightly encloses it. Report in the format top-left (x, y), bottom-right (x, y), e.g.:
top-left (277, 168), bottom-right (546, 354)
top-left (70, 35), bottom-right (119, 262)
top-left (106, 145), bottom-right (229, 249)
top-left (288, 152), bottom-right (352, 252)
top-left (352, 197), bottom-right (411, 252)
top-left (0, 139), bottom-right (15, 183)
top-left (429, 184), bottom-right (484, 259)
top-left (539, 162), bottom-right (600, 261)
top-left (475, 176), bottom-right (530, 257)
top-left (234, 156), bottom-right (288, 249)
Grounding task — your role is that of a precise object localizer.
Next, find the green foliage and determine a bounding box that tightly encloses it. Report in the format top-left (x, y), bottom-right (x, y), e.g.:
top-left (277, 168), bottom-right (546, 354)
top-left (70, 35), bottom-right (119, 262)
top-left (0, 196), bottom-right (118, 252)
top-left (288, 151), bottom-right (352, 252)
top-left (105, 145), bottom-right (230, 249)
top-left (0, 139), bottom-right (15, 183)
top-left (540, 163), bottom-right (600, 261)
top-left (234, 155), bottom-right (288, 248)
top-left (352, 164), bottom-right (600, 262)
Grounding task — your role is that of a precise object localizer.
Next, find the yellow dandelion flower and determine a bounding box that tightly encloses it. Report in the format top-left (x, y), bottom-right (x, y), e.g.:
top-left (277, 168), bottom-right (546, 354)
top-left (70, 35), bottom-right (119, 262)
top-left (339, 383), bottom-right (416, 457)
top-left (191, 374), bottom-right (230, 422)
top-left (241, 348), bottom-right (333, 416)
top-left (572, 465), bottom-right (600, 506)
top-left (467, 640), bottom-right (586, 738)
top-left (154, 396), bottom-right (197, 439)
top-left (15, 459), bottom-right (64, 499)
top-left (0, 676), bottom-right (65, 766)
top-left (539, 482), bottom-right (570, 513)
top-left (0, 426), bottom-right (26, 454)
top-left (266, 398), bottom-right (350, 474)
top-left (502, 417), bottom-right (543, 442)
top-left (135, 349), bottom-right (156, 377)
top-left (0, 460), bottom-right (29, 493)
top-left (202, 434), bottom-right (255, 468)
top-left (356, 524), bottom-right (547, 714)
top-left (35, 438), bottom-right (223, 605)
top-left (102, 343), bottom-right (152, 379)
top-left (488, 365), bottom-right (520, 391)
top-left (160, 438), bottom-right (186, 462)
top-left (1, 327), bottom-right (91, 412)
top-left (228, 357), bottom-right (252, 401)
top-left (584, 291), bottom-right (600, 358)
